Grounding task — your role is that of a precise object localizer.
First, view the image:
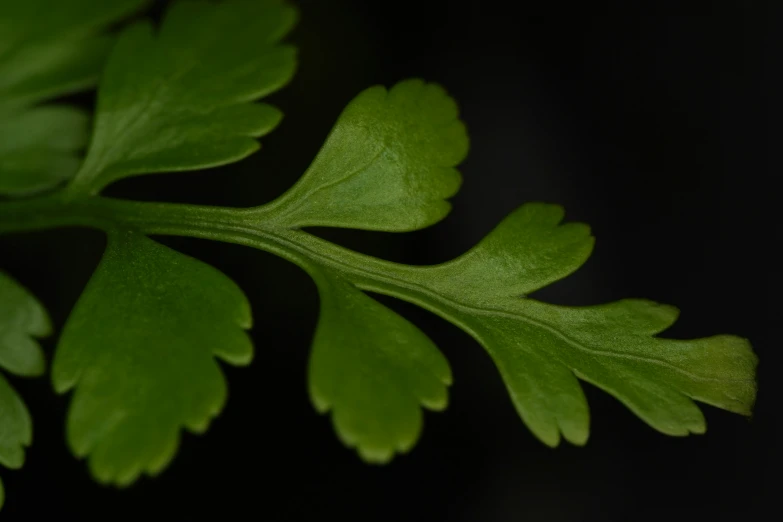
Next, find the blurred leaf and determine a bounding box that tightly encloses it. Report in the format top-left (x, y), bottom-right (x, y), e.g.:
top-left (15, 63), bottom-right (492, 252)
top-left (0, 374), bottom-right (33, 511)
top-left (0, 0), bottom-right (147, 196)
top-left (0, 107), bottom-right (88, 196)
top-left (0, 0), bottom-right (148, 110)
top-left (0, 271), bottom-right (50, 510)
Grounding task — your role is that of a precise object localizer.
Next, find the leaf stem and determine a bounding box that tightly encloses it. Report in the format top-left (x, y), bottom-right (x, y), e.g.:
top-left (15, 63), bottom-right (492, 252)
top-left (0, 193), bottom-right (477, 334)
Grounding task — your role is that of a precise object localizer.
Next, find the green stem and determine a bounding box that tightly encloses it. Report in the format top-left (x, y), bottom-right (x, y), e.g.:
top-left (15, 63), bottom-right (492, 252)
top-left (0, 193), bottom-right (469, 330)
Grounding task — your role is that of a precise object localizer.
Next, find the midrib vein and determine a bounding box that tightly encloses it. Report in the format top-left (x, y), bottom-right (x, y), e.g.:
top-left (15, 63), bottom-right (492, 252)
top-left (138, 213), bottom-right (744, 385)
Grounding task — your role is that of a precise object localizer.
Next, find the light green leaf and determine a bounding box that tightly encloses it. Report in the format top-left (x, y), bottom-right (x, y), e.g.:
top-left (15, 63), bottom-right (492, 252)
top-left (0, 106), bottom-right (88, 196)
top-left (52, 231), bottom-right (253, 486)
top-left (68, 0), bottom-right (297, 195)
top-left (0, 271), bottom-right (50, 511)
top-left (0, 0), bottom-right (148, 111)
top-left (308, 268), bottom-right (451, 463)
top-left (260, 79), bottom-right (469, 231)
top-left (415, 204), bottom-right (757, 445)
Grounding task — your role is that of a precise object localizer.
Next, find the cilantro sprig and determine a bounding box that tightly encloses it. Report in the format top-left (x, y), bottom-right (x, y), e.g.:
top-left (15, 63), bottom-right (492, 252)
top-left (0, 0), bottom-right (757, 511)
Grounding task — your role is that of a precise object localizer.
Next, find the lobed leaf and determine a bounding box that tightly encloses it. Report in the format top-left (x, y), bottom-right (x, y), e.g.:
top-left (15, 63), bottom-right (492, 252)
top-left (248, 84), bottom-right (758, 460)
top-left (308, 268), bottom-right (451, 463)
top-left (68, 0), bottom-right (298, 195)
top-left (0, 0), bottom-right (758, 487)
top-left (0, 271), bottom-right (51, 510)
top-left (261, 79), bottom-right (468, 231)
top-left (414, 204), bottom-right (757, 445)
top-left (0, 374), bottom-right (32, 511)
top-left (0, 271), bottom-right (49, 377)
top-left (423, 203), bottom-right (595, 304)
top-left (52, 232), bottom-right (253, 486)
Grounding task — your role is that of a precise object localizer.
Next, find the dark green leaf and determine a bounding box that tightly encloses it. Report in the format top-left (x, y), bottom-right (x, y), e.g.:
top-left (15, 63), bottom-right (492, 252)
top-left (68, 0), bottom-right (297, 195)
top-left (260, 79), bottom-right (468, 231)
top-left (52, 232), bottom-right (253, 486)
top-left (308, 268), bottom-right (451, 463)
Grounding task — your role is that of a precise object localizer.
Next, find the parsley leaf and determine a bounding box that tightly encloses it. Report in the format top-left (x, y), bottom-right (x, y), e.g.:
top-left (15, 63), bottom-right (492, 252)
top-left (260, 79), bottom-right (468, 231)
top-left (67, 0), bottom-right (297, 195)
top-left (0, 0), bottom-right (147, 196)
top-left (0, 271), bottom-right (50, 510)
top-left (308, 267), bottom-right (451, 463)
top-left (0, 0), bottom-right (758, 495)
top-left (44, 0), bottom-right (296, 486)
top-left (260, 86), bottom-right (756, 454)
top-left (52, 232), bottom-right (253, 486)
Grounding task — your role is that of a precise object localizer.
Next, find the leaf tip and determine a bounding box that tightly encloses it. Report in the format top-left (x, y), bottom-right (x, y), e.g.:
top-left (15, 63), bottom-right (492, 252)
top-left (309, 388), bottom-right (331, 414)
top-left (420, 393), bottom-right (449, 412)
top-left (562, 426), bottom-right (590, 447)
top-left (357, 446), bottom-right (395, 465)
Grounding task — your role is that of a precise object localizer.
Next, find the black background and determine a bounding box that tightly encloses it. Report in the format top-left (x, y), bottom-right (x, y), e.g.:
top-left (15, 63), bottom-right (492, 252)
top-left (0, 1), bottom-right (773, 521)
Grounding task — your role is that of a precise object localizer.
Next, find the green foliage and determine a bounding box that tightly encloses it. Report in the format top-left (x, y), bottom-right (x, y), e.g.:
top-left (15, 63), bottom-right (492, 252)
top-left (0, 0), bottom-right (757, 512)
top-left (308, 267), bottom-right (452, 463)
top-left (0, 271), bottom-right (50, 510)
top-left (262, 79), bottom-right (468, 231)
top-left (0, 0), bottom-right (147, 196)
top-left (68, 0), bottom-right (296, 195)
top-left (53, 231), bottom-right (253, 485)
top-left (414, 204), bottom-right (756, 444)
top-left (0, 107), bottom-right (87, 196)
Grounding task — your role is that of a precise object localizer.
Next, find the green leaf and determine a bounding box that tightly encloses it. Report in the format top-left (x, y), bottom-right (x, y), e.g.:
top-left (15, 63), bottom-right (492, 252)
top-left (0, 0), bottom-right (147, 196)
top-left (423, 203), bottom-right (595, 304)
top-left (0, 271), bottom-right (50, 511)
top-left (260, 79), bottom-right (468, 232)
top-left (308, 268), bottom-right (451, 463)
top-left (0, 375), bottom-right (32, 472)
top-left (52, 231), bottom-right (253, 486)
top-left (0, 374), bottom-right (33, 511)
top-left (0, 0), bottom-right (148, 110)
top-left (0, 106), bottom-right (88, 196)
top-left (0, 271), bottom-right (48, 379)
top-left (416, 203), bottom-right (757, 445)
top-left (68, 0), bottom-right (297, 195)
